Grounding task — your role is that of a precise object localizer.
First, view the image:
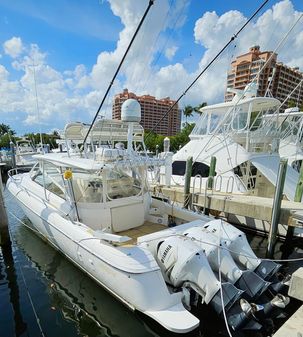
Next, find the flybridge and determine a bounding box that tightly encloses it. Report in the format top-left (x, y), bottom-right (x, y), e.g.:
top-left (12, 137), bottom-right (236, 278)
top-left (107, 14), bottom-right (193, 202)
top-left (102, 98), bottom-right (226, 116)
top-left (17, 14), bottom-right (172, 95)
top-left (63, 120), bottom-right (144, 144)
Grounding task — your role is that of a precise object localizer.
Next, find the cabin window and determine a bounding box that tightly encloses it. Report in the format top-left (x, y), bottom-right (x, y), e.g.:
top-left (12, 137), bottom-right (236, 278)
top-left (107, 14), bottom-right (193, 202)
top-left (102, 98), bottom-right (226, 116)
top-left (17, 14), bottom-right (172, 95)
top-left (172, 161), bottom-right (213, 177)
top-left (105, 167), bottom-right (144, 200)
top-left (232, 105), bottom-right (249, 130)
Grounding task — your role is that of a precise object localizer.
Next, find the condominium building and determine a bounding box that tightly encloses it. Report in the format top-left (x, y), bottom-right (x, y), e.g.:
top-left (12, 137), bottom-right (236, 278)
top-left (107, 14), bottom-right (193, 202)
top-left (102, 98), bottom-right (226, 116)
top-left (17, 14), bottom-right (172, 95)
top-left (225, 46), bottom-right (303, 110)
top-left (112, 89), bottom-right (181, 136)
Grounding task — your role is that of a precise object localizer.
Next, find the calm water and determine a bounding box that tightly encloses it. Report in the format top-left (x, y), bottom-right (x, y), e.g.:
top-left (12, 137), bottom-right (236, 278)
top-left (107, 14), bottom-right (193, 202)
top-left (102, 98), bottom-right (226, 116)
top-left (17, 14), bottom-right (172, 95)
top-left (1, 186), bottom-right (303, 337)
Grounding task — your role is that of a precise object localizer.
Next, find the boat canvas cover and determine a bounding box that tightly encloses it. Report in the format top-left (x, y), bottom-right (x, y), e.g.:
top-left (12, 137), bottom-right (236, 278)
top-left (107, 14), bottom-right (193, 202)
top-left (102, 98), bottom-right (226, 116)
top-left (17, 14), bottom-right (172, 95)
top-left (251, 156), bottom-right (299, 201)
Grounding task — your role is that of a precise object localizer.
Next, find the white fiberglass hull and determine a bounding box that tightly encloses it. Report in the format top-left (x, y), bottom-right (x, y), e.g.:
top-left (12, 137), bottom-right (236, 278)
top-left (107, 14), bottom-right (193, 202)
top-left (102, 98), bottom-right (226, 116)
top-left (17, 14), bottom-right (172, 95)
top-left (7, 175), bottom-right (199, 333)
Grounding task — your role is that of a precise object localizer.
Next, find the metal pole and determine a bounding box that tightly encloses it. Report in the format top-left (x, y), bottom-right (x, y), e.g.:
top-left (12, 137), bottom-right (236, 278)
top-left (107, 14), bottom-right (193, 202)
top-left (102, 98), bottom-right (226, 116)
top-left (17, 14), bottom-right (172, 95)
top-left (183, 156), bottom-right (193, 209)
top-left (267, 158), bottom-right (288, 258)
top-left (285, 162), bottom-right (303, 242)
top-left (207, 156), bottom-right (217, 189)
top-left (0, 163), bottom-right (9, 245)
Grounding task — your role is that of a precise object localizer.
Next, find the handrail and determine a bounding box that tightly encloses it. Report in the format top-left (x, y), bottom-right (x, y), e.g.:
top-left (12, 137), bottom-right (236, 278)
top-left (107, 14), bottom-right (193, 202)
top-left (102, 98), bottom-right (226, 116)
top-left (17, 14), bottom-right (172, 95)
top-left (7, 167), bottom-right (33, 180)
top-left (226, 176), bottom-right (235, 193)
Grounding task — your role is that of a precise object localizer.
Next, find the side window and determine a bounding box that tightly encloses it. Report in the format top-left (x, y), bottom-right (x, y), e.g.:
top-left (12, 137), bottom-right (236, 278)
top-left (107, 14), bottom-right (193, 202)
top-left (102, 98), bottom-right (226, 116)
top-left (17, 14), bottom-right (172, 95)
top-left (172, 161), bottom-right (186, 176)
top-left (192, 162), bottom-right (212, 177)
top-left (172, 161), bottom-right (213, 177)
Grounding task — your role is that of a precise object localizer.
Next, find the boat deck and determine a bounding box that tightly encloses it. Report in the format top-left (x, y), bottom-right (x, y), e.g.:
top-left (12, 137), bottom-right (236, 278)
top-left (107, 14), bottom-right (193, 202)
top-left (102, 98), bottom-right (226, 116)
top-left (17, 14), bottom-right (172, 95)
top-left (117, 222), bottom-right (167, 245)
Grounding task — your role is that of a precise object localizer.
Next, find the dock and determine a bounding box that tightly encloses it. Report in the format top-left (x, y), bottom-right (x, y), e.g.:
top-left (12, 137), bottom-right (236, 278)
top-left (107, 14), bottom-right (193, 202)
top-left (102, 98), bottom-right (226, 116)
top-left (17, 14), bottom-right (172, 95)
top-left (152, 185), bottom-right (303, 228)
top-left (273, 305), bottom-right (303, 337)
top-left (273, 268), bottom-right (303, 336)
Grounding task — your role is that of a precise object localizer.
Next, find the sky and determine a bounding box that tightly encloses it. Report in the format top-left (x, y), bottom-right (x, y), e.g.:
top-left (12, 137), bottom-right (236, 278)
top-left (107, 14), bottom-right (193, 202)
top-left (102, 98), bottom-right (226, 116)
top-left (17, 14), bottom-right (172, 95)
top-left (0, 0), bottom-right (302, 135)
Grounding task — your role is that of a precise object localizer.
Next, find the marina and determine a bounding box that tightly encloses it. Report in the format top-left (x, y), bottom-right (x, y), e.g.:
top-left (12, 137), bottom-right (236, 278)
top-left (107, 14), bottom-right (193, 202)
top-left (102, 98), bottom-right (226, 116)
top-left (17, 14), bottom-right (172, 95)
top-left (0, 0), bottom-right (303, 336)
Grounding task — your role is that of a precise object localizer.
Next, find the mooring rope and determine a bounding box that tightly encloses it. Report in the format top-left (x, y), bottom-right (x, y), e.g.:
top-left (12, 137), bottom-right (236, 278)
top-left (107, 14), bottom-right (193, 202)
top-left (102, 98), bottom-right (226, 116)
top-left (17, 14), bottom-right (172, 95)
top-left (218, 219), bottom-right (233, 337)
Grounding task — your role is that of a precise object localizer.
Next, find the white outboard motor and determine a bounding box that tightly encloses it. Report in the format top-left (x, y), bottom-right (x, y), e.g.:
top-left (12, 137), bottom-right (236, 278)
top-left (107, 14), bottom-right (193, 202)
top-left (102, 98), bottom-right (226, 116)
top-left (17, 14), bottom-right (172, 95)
top-left (184, 227), bottom-right (242, 283)
top-left (156, 236), bottom-right (220, 304)
top-left (202, 220), bottom-right (281, 279)
top-left (156, 236), bottom-right (265, 331)
top-left (184, 227), bottom-right (270, 300)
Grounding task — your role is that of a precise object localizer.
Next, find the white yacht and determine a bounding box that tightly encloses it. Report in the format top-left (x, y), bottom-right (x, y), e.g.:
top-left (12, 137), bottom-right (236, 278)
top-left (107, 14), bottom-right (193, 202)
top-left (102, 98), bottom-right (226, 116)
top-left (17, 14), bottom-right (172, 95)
top-left (7, 100), bottom-right (289, 333)
top-left (163, 85), bottom-right (300, 199)
top-left (15, 139), bottom-right (38, 167)
top-left (275, 107), bottom-right (303, 171)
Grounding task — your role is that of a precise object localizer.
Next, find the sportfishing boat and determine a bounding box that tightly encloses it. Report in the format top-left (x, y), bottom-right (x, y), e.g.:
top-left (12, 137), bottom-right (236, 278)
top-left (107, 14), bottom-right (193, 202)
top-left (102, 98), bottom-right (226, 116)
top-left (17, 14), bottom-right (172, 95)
top-left (161, 83), bottom-right (300, 198)
top-left (275, 107), bottom-right (303, 171)
top-left (14, 139), bottom-right (38, 167)
top-left (7, 100), bottom-right (289, 333)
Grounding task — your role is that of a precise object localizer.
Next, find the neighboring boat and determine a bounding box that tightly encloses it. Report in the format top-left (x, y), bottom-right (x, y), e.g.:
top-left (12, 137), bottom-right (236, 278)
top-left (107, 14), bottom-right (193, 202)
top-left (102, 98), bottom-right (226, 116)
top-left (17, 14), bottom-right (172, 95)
top-left (154, 84), bottom-right (303, 235)
top-left (15, 139), bottom-right (38, 167)
top-left (7, 100), bottom-right (289, 333)
top-left (275, 107), bottom-right (303, 171)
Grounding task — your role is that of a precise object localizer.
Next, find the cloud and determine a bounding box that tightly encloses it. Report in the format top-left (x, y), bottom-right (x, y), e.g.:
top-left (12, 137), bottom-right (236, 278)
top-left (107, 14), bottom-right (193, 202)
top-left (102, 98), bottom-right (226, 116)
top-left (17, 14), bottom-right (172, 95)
top-left (0, 0), bottom-right (302, 134)
top-left (3, 37), bottom-right (24, 58)
top-left (165, 46), bottom-right (178, 60)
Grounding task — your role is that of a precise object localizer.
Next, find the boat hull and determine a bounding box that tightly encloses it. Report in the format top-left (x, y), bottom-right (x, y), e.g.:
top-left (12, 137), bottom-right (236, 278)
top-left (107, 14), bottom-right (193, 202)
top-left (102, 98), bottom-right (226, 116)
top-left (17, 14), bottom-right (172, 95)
top-left (7, 175), bottom-right (199, 333)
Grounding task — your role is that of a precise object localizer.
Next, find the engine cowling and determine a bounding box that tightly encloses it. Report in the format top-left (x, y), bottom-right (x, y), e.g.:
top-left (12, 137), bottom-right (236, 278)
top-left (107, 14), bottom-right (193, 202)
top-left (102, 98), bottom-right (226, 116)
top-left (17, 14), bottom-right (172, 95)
top-left (156, 236), bottom-right (220, 304)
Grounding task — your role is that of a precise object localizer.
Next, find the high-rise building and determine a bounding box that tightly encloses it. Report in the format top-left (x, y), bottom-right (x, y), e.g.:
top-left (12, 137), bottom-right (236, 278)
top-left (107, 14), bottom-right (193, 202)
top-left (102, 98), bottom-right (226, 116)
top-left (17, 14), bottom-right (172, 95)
top-left (225, 46), bottom-right (303, 109)
top-left (112, 89), bottom-right (181, 136)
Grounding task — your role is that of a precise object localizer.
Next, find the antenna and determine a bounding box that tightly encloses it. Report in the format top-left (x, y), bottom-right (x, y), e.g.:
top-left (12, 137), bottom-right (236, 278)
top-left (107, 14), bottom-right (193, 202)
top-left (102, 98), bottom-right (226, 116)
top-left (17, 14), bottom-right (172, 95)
top-left (82, 0), bottom-right (155, 147)
top-left (31, 60), bottom-right (44, 154)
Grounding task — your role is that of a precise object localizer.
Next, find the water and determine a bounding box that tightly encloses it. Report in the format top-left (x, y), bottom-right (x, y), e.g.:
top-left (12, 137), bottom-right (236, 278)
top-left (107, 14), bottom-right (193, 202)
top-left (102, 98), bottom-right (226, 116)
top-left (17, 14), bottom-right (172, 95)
top-left (1, 187), bottom-right (303, 337)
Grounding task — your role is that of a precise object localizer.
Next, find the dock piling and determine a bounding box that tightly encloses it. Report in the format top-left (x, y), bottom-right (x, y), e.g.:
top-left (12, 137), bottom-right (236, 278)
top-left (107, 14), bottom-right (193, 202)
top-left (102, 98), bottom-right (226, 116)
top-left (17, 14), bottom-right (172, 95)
top-left (183, 156), bottom-right (193, 209)
top-left (0, 163), bottom-right (9, 245)
top-left (207, 156), bottom-right (217, 189)
top-left (285, 163), bottom-right (303, 242)
top-left (267, 158), bottom-right (288, 258)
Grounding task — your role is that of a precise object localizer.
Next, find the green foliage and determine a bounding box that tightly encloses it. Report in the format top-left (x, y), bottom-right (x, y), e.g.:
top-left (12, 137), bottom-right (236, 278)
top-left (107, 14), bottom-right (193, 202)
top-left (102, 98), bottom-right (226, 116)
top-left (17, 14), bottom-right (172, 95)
top-left (183, 105), bottom-right (194, 123)
top-left (0, 123), bottom-right (15, 136)
top-left (144, 131), bottom-right (165, 152)
top-left (144, 123), bottom-right (195, 153)
top-left (194, 102), bottom-right (207, 115)
top-left (288, 100), bottom-right (297, 108)
top-left (23, 133), bottom-right (60, 149)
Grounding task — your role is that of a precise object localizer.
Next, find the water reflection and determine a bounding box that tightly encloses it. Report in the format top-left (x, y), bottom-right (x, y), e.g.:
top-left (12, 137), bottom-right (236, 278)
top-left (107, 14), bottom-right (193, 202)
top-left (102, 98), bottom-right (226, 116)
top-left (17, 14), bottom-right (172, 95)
top-left (12, 222), bottom-right (163, 337)
top-left (0, 231), bottom-right (27, 337)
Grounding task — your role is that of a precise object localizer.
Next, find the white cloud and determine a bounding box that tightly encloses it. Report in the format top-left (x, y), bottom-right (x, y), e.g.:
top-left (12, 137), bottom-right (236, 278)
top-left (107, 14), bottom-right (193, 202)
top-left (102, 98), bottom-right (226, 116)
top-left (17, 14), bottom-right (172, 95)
top-left (165, 46), bottom-right (178, 60)
top-left (3, 36), bottom-right (23, 58)
top-left (0, 0), bottom-right (302, 133)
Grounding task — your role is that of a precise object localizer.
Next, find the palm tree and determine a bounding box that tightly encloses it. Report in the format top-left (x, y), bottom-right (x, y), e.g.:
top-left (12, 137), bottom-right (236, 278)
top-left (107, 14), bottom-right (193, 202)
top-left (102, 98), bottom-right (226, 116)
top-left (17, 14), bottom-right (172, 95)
top-left (183, 105), bottom-right (194, 124)
top-left (194, 102), bottom-right (207, 116)
top-left (0, 123), bottom-right (15, 136)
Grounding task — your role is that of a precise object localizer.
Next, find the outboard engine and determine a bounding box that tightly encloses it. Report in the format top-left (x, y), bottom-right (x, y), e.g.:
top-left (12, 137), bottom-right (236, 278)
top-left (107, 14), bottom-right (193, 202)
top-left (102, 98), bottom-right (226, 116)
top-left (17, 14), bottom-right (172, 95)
top-left (156, 236), bottom-right (258, 330)
top-left (183, 227), bottom-right (270, 300)
top-left (202, 220), bottom-right (290, 296)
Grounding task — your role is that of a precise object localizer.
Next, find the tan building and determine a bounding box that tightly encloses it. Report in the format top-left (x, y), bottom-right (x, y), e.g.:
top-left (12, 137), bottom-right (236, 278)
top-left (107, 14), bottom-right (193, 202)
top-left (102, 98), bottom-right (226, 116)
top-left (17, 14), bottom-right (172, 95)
top-left (225, 46), bottom-right (303, 109)
top-left (112, 89), bottom-right (181, 136)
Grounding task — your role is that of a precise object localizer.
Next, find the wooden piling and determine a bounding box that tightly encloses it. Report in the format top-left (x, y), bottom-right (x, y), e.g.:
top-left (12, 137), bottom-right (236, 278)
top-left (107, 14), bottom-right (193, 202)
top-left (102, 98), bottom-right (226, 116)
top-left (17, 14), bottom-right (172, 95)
top-left (183, 156), bottom-right (193, 209)
top-left (0, 163), bottom-right (9, 245)
top-left (207, 156), bottom-right (217, 189)
top-left (286, 163), bottom-right (303, 241)
top-left (267, 158), bottom-right (288, 258)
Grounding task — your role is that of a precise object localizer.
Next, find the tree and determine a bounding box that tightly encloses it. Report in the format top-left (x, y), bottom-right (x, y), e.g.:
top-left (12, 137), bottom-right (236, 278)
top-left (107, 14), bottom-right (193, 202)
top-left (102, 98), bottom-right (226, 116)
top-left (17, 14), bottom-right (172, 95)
top-left (183, 105), bottom-right (194, 124)
top-left (0, 123), bottom-right (15, 136)
top-left (288, 100), bottom-right (297, 108)
top-left (194, 102), bottom-right (207, 116)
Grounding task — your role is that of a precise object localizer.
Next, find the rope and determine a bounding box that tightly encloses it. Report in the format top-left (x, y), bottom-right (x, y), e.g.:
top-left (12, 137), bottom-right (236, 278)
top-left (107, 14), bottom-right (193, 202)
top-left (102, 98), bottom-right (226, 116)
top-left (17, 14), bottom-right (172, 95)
top-left (145, 0), bottom-right (270, 139)
top-left (218, 219), bottom-right (233, 337)
top-left (83, 0), bottom-right (155, 147)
